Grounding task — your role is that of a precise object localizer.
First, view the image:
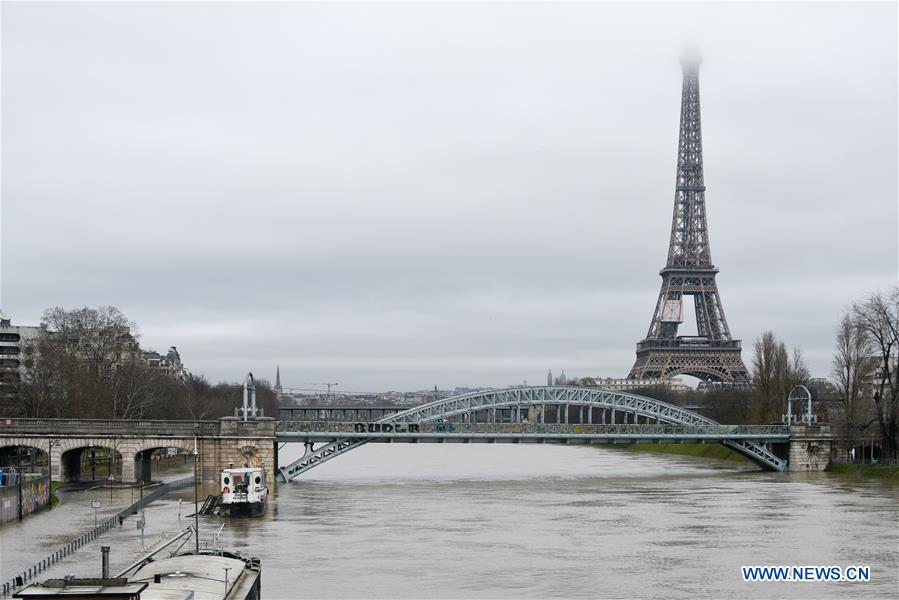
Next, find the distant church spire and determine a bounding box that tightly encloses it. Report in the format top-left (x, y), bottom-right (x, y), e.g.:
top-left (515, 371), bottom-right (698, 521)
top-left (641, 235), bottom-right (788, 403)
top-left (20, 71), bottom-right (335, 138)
top-left (274, 365), bottom-right (282, 393)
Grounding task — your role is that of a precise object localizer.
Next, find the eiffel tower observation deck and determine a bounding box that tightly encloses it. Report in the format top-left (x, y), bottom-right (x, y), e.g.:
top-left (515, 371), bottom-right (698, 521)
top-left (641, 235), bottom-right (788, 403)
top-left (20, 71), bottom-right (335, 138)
top-left (628, 49), bottom-right (750, 385)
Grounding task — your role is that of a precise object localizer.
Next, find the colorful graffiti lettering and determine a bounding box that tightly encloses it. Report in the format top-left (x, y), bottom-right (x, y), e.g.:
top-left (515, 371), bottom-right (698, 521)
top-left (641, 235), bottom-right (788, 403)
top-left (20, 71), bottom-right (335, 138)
top-left (21, 476), bottom-right (50, 516)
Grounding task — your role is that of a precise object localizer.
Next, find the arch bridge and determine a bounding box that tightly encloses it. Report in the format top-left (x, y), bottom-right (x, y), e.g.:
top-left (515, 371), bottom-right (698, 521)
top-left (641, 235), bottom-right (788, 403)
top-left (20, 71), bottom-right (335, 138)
top-left (276, 386), bottom-right (791, 481)
top-left (0, 418), bottom-right (276, 485)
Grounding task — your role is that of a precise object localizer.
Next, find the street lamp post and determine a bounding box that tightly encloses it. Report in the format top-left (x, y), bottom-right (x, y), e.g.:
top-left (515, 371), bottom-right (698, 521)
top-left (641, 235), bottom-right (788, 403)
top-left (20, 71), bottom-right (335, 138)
top-left (136, 510), bottom-right (146, 549)
top-left (46, 438), bottom-right (59, 480)
top-left (47, 438), bottom-right (57, 511)
top-left (16, 448), bottom-right (23, 521)
top-left (193, 436), bottom-right (199, 554)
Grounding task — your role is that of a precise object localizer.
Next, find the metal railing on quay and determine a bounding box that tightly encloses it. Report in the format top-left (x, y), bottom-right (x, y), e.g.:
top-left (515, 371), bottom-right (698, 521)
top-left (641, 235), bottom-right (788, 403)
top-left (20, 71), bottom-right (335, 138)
top-left (0, 475), bottom-right (195, 597)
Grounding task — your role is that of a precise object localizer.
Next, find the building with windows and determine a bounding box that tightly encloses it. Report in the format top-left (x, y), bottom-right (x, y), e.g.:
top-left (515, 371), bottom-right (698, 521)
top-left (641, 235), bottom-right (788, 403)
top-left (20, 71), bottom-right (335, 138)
top-left (587, 377), bottom-right (691, 392)
top-left (142, 346), bottom-right (190, 381)
top-left (0, 312), bottom-right (43, 399)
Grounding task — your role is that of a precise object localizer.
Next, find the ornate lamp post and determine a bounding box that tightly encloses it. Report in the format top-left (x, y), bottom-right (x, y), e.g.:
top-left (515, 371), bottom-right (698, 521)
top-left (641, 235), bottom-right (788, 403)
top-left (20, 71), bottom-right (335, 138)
top-left (785, 385), bottom-right (814, 426)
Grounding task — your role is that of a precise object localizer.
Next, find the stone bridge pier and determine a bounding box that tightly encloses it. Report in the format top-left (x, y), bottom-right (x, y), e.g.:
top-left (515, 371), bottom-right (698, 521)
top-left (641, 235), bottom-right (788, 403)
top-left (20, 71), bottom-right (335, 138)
top-left (196, 418), bottom-right (277, 485)
top-left (785, 425), bottom-right (834, 471)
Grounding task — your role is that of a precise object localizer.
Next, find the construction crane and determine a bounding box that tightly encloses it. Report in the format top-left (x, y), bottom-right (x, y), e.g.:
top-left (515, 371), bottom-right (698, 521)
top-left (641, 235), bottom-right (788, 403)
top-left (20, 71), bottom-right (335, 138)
top-left (303, 382), bottom-right (339, 402)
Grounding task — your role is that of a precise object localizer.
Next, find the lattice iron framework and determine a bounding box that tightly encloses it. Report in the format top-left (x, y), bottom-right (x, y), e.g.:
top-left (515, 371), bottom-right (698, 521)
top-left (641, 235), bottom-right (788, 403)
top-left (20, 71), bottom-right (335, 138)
top-left (277, 386), bottom-right (785, 480)
top-left (628, 51), bottom-right (750, 384)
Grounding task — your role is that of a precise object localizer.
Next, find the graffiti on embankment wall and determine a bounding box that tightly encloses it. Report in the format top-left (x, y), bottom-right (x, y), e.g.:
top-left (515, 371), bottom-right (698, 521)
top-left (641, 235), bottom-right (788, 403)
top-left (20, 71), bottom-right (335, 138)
top-left (0, 475), bottom-right (50, 525)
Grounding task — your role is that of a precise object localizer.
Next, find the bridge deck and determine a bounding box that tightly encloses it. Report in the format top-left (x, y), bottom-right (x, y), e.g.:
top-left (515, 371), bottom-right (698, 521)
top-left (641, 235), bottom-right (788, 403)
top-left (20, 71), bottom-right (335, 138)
top-left (276, 422), bottom-right (789, 443)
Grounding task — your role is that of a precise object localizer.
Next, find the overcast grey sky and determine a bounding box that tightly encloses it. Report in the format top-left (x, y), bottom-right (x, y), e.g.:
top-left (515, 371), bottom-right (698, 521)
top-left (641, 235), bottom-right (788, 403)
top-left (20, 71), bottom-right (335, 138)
top-left (1, 2), bottom-right (896, 391)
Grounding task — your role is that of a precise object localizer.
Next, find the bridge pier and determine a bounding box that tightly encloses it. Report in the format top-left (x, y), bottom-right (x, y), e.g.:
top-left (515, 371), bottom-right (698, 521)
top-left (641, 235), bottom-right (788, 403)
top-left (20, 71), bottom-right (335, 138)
top-left (787, 425), bottom-right (833, 471)
top-left (197, 418), bottom-right (276, 486)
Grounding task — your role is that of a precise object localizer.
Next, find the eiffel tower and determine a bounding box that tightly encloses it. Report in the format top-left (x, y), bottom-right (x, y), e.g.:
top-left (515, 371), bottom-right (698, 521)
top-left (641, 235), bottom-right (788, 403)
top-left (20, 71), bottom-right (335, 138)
top-left (628, 50), bottom-right (750, 384)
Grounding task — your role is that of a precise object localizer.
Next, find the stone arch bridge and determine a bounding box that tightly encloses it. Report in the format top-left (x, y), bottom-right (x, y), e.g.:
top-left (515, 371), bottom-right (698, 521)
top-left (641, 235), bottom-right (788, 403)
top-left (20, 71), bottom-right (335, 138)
top-left (0, 417), bottom-right (276, 485)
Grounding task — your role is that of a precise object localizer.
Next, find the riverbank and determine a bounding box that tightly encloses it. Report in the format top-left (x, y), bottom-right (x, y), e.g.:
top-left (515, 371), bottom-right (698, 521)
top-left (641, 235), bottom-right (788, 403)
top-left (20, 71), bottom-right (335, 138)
top-left (826, 463), bottom-right (899, 480)
top-left (621, 442), bottom-right (750, 463)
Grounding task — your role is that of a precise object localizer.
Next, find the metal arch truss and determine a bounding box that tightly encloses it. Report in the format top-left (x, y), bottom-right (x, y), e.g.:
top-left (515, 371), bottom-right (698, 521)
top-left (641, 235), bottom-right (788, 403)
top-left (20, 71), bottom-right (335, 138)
top-left (278, 386), bottom-right (786, 481)
top-left (629, 346), bottom-right (750, 383)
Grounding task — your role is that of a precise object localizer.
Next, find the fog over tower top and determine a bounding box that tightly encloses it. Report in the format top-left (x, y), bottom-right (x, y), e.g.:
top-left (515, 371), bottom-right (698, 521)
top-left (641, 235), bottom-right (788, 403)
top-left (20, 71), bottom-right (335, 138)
top-left (679, 44), bottom-right (702, 73)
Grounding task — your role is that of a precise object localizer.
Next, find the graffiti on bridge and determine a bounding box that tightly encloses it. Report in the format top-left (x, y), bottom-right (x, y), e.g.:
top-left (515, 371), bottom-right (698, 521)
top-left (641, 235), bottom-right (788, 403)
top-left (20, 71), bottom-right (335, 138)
top-left (276, 422), bottom-right (789, 436)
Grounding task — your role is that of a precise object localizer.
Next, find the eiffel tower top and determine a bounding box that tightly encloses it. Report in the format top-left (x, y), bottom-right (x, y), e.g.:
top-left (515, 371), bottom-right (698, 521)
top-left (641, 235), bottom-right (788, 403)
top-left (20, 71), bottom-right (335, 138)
top-left (679, 44), bottom-right (702, 71)
top-left (665, 45), bottom-right (714, 273)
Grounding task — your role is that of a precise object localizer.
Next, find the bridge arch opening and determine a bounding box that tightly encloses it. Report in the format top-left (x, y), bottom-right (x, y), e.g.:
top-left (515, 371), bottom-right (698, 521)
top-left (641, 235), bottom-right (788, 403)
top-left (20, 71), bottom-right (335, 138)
top-left (0, 445), bottom-right (49, 476)
top-left (133, 446), bottom-right (194, 483)
top-left (60, 446), bottom-right (123, 483)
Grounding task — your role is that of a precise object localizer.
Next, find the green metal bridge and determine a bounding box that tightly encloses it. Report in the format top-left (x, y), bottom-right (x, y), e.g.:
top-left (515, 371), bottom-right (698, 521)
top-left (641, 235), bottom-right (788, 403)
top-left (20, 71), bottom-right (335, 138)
top-left (276, 386), bottom-right (792, 480)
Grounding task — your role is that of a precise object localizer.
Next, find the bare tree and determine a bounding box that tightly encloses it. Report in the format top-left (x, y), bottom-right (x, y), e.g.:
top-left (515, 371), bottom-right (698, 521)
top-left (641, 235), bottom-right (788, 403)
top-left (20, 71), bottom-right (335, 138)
top-left (851, 287), bottom-right (899, 460)
top-left (751, 331), bottom-right (785, 423)
top-left (11, 306), bottom-right (142, 418)
top-left (832, 314), bottom-right (876, 451)
top-left (41, 306), bottom-right (138, 378)
top-left (15, 340), bottom-right (58, 417)
top-left (14, 332), bottom-right (75, 418)
top-left (111, 361), bottom-right (164, 419)
top-left (184, 375), bottom-right (220, 420)
top-left (751, 331), bottom-right (809, 423)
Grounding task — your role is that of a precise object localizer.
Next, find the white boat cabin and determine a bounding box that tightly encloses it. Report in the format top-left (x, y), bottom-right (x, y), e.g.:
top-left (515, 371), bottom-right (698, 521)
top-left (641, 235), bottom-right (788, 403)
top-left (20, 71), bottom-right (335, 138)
top-left (220, 465), bottom-right (268, 506)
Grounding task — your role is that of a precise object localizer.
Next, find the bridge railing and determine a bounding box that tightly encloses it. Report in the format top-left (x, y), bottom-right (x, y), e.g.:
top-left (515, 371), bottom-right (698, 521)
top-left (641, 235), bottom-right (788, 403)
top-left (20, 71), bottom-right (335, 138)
top-left (276, 421), bottom-right (790, 437)
top-left (0, 419), bottom-right (220, 436)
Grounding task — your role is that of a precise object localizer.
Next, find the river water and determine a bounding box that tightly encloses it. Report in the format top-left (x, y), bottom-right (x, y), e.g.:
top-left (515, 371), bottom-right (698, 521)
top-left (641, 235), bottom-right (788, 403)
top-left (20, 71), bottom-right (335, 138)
top-left (1, 444), bottom-right (897, 599)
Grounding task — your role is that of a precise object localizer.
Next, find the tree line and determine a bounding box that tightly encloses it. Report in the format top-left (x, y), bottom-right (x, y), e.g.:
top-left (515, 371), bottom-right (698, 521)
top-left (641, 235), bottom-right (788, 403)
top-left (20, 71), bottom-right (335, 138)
top-left (4, 306), bottom-right (277, 421)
